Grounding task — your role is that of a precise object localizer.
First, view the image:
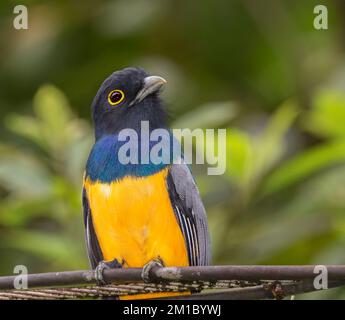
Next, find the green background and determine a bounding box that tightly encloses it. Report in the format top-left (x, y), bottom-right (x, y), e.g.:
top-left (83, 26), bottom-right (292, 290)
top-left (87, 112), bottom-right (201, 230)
top-left (0, 0), bottom-right (345, 299)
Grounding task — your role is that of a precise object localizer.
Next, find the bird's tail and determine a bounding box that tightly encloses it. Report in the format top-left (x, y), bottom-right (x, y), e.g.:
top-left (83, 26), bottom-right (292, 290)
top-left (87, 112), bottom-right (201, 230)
top-left (119, 291), bottom-right (190, 300)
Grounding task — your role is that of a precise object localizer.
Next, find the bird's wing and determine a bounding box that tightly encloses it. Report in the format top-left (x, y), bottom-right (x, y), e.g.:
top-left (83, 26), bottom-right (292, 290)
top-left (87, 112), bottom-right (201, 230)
top-left (82, 186), bottom-right (103, 269)
top-left (166, 163), bottom-right (211, 266)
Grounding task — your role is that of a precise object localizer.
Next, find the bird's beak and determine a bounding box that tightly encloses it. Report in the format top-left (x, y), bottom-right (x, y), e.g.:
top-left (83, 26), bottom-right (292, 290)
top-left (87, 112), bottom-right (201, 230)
top-left (129, 76), bottom-right (167, 106)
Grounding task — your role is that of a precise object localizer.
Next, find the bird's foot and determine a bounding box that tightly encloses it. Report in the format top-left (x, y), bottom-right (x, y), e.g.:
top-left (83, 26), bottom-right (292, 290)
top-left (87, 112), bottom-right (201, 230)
top-left (95, 258), bottom-right (124, 286)
top-left (141, 257), bottom-right (165, 283)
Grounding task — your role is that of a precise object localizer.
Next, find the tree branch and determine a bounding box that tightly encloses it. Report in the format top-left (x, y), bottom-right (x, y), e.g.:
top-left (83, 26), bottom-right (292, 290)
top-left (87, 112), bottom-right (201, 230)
top-left (0, 265), bottom-right (344, 292)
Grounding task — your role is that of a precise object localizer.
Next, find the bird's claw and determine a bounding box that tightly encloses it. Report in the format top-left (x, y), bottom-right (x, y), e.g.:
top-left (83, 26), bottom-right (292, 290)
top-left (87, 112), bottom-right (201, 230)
top-left (95, 259), bottom-right (124, 286)
top-left (141, 257), bottom-right (165, 283)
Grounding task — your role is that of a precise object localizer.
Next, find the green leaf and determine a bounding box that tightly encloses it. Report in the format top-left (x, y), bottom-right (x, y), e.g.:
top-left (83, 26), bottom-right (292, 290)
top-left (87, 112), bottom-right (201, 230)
top-left (260, 141), bottom-right (345, 197)
top-left (34, 84), bottom-right (73, 128)
top-left (33, 84), bottom-right (74, 154)
top-left (3, 230), bottom-right (87, 269)
top-left (0, 152), bottom-right (50, 197)
top-left (225, 101), bottom-right (298, 195)
top-left (226, 128), bottom-right (253, 186)
top-left (0, 198), bottom-right (54, 227)
top-left (5, 115), bottom-right (45, 147)
top-left (64, 133), bottom-right (93, 185)
top-left (252, 100), bottom-right (299, 180)
top-left (172, 101), bottom-right (238, 129)
top-left (303, 90), bottom-right (345, 139)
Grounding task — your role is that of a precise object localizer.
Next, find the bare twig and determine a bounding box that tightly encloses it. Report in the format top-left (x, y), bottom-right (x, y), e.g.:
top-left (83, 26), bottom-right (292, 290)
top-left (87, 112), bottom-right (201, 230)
top-left (0, 265), bottom-right (344, 291)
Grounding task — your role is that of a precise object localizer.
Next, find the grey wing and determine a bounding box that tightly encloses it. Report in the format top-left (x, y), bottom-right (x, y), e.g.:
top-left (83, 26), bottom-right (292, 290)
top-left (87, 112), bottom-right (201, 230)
top-left (82, 187), bottom-right (103, 269)
top-left (167, 163), bottom-right (211, 266)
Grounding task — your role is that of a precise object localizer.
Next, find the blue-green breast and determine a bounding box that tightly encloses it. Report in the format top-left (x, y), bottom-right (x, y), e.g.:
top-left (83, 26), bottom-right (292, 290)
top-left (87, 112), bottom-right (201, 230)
top-left (86, 134), bottom-right (178, 183)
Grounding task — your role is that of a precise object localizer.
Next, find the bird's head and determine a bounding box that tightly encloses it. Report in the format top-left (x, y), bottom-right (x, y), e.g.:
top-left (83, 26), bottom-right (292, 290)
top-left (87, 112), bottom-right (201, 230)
top-left (91, 67), bottom-right (167, 140)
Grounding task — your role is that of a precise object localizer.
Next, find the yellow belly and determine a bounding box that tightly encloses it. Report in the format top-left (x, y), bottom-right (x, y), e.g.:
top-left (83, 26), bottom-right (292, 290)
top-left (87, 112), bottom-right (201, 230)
top-left (84, 168), bottom-right (189, 268)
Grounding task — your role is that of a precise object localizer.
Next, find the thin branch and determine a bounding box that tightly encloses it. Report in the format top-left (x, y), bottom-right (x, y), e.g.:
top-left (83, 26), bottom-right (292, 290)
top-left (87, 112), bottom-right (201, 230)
top-left (0, 265), bottom-right (344, 291)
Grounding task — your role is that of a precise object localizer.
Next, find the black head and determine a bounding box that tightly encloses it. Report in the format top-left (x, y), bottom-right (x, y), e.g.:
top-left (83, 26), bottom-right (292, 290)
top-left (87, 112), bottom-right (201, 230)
top-left (91, 67), bottom-right (167, 140)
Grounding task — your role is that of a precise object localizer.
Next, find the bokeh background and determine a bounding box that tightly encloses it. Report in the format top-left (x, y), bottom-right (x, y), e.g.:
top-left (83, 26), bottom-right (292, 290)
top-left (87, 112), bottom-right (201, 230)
top-left (0, 0), bottom-right (344, 299)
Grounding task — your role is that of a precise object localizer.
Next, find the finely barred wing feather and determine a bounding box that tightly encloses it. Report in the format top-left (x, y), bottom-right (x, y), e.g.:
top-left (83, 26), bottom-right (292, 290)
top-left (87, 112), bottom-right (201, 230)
top-left (82, 187), bottom-right (103, 269)
top-left (167, 163), bottom-right (211, 266)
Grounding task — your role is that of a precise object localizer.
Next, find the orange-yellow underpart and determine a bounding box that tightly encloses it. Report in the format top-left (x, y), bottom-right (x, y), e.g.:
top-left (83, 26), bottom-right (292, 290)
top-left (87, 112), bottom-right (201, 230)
top-left (84, 168), bottom-right (190, 299)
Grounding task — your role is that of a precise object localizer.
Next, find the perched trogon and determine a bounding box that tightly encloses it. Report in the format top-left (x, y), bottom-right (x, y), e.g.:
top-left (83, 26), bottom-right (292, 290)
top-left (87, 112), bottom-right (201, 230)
top-left (83, 67), bottom-right (211, 299)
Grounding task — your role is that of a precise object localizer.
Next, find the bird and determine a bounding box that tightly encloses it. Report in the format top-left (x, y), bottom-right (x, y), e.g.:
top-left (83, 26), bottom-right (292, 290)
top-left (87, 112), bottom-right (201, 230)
top-left (82, 67), bottom-right (211, 299)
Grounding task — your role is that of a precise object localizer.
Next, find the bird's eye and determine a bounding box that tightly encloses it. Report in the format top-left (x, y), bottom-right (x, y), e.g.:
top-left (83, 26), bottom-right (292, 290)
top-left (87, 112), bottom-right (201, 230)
top-left (108, 89), bottom-right (125, 106)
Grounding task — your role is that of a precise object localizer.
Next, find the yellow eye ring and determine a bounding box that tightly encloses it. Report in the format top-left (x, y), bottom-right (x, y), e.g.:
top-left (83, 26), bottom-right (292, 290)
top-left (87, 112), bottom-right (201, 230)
top-left (108, 89), bottom-right (125, 106)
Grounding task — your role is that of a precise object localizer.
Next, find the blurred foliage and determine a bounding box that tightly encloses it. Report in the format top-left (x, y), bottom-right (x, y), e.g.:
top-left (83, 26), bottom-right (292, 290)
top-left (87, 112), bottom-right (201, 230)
top-left (0, 85), bottom-right (93, 271)
top-left (1, 0), bottom-right (345, 299)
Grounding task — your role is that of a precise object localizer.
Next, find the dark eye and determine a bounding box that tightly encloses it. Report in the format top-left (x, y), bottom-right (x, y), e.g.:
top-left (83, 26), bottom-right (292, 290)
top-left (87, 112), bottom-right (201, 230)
top-left (108, 89), bottom-right (125, 106)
